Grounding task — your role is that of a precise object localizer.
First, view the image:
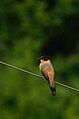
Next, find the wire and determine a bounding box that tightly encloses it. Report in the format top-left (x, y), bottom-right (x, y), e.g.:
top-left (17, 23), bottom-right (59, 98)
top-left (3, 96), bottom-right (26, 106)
top-left (0, 60), bottom-right (79, 93)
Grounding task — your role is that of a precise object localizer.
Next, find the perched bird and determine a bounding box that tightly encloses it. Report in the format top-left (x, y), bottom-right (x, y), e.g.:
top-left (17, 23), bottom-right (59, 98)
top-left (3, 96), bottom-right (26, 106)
top-left (38, 56), bottom-right (56, 96)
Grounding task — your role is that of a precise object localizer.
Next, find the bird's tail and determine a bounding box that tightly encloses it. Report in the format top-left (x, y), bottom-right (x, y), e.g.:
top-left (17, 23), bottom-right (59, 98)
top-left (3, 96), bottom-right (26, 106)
top-left (50, 86), bottom-right (56, 96)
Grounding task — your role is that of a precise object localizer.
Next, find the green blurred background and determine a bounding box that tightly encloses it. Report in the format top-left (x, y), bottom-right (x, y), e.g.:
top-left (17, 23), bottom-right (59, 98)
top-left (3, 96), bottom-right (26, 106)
top-left (0, 0), bottom-right (79, 119)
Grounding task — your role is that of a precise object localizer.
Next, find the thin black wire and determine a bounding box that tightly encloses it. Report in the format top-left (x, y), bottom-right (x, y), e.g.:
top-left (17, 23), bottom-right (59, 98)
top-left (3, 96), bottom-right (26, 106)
top-left (0, 60), bottom-right (79, 93)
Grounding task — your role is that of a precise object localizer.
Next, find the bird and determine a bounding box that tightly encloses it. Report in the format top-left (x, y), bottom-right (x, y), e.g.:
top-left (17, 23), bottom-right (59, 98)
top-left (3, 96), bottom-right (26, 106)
top-left (38, 56), bottom-right (56, 96)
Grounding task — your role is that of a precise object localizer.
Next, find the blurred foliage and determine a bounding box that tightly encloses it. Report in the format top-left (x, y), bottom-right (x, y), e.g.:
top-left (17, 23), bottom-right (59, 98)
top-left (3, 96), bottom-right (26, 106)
top-left (0, 0), bottom-right (79, 119)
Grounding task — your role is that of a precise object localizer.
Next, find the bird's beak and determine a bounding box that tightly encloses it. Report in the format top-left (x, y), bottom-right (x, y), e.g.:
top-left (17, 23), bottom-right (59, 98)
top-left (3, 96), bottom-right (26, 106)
top-left (38, 57), bottom-right (41, 60)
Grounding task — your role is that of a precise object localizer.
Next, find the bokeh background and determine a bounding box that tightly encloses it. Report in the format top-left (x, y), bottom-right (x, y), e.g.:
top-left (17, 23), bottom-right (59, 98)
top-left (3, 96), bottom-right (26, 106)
top-left (0, 0), bottom-right (79, 119)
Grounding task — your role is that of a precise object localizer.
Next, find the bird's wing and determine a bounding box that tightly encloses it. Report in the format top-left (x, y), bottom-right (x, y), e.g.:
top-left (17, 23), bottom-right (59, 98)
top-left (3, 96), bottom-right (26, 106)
top-left (47, 71), bottom-right (55, 88)
top-left (41, 69), bottom-right (49, 82)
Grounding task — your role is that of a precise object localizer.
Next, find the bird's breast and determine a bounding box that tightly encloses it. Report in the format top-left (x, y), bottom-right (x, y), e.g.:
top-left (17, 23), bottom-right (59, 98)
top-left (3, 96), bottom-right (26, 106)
top-left (39, 62), bottom-right (54, 76)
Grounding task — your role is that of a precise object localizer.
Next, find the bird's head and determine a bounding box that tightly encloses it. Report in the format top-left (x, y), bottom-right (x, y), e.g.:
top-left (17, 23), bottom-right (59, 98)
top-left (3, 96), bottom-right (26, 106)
top-left (38, 56), bottom-right (50, 62)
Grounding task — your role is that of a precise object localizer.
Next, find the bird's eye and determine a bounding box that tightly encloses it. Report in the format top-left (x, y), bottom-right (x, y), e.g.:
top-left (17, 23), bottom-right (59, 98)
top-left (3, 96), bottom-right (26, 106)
top-left (43, 58), bottom-right (48, 61)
